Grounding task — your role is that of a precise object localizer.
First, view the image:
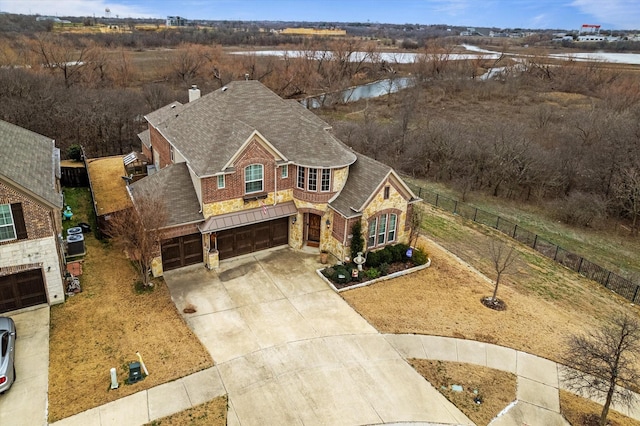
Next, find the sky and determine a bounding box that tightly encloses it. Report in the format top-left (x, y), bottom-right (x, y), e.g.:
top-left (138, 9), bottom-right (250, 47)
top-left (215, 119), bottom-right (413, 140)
top-left (0, 0), bottom-right (639, 31)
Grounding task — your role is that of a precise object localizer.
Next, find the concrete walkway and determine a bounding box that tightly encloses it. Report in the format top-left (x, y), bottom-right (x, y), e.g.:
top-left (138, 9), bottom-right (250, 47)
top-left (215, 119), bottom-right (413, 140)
top-left (49, 247), bottom-right (640, 426)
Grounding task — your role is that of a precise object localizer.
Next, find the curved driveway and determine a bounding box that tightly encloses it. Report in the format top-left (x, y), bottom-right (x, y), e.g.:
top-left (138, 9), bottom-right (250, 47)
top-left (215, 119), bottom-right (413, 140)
top-left (165, 248), bottom-right (473, 425)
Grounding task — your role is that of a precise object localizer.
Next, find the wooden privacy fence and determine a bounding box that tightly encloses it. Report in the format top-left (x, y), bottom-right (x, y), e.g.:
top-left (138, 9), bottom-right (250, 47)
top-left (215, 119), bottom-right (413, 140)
top-left (409, 183), bottom-right (640, 303)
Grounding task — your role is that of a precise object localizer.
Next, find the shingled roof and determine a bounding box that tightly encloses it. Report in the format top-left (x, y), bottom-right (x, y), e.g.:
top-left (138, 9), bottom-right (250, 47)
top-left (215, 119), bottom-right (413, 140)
top-left (0, 119), bottom-right (62, 208)
top-left (329, 153), bottom-right (394, 218)
top-left (149, 80), bottom-right (356, 176)
top-left (129, 162), bottom-right (203, 228)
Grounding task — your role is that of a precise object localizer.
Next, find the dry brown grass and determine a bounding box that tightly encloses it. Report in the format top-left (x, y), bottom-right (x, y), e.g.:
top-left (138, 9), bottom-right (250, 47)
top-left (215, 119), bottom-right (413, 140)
top-left (341, 216), bottom-right (639, 364)
top-left (560, 390), bottom-right (640, 426)
top-left (409, 360), bottom-right (516, 426)
top-left (48, 235), bottom-right (213, 422)
top-left (145, 396), bottom-right (227, 426)
top-left (85, 156), bottom-right (132, 215)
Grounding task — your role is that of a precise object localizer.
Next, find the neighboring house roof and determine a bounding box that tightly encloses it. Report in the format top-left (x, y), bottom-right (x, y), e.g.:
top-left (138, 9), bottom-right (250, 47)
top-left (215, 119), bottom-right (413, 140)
top-left (0, 119), bottom-right (62, 208)
top-left (137, 129), bottom-right (151, 150)
top-left (129, 162), bottom-right (203, 228)
top-left (330, 153), bottom-right (419, 218)
top-left (86, 156), bottom-right (132, 216)
top-left (144, 101), bottom-right (183, 127)
top-left (150, 80), bottom-right (357, 176)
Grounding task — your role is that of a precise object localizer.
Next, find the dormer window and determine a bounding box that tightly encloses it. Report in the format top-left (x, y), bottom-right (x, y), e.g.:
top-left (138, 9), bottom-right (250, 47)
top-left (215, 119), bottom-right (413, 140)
top-left (245, 164), bottom-right (263, 194)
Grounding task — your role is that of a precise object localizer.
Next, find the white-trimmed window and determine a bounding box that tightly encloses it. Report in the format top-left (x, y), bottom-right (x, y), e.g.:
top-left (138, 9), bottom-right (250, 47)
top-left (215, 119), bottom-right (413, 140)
top-left (321, 169), bottom-right (331, 192)
top-left (217, 175), bottom-right (225, 189)
top-left (308, 168), bottom-right (318, 191)
top-left (281, 165), bottom-right (288, 178)
top-left (0, 204), bottom-right (16, 242)
top-left (170, 146), bottom-right (174, 162)
top-left (378, 213), bottom-right (387, 245)
top-left (367, 213), bottom-right (398, 247)
top-left (297, 166), bottom-right (305, 189)
top-left (367, 219), bottom-right (376, 247)
top-left (388, 214), bottom-right (397, 242)
top-left (244, 164), bottom-right (263, 194)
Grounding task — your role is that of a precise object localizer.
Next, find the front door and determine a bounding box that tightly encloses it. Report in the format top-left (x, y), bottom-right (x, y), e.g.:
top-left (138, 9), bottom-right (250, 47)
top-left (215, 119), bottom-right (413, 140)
top-left (307, 213), bottom-right (321, 247)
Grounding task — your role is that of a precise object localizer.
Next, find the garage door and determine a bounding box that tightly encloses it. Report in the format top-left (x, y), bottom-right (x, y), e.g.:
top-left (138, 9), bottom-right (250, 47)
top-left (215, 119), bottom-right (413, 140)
top-left (161, 233), bottom-right (203, 271)
top-left (0, 269), bottom-right (47, 313)
top-left (217, 218), bottom-right (289, 260)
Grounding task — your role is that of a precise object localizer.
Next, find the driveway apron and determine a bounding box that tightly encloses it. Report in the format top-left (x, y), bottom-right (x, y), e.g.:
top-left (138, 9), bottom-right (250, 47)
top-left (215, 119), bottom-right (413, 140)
top-left (0, 306), bottom-right (50, 426)
top-left (165, 247), bottom-right (473, 426)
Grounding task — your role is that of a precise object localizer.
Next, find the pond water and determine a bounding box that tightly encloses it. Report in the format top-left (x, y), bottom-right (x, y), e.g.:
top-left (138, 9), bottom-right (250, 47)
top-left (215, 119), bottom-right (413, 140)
top-left (300, 76), bottom-right (415, 108)
top-left (232, 45), bottom-right (640, 107)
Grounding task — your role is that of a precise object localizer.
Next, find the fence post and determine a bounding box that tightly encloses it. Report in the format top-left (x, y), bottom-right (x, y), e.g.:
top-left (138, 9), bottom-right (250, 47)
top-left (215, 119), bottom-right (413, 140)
top-left (496, 216), bottom-right (500, 229)
top-left (513, 224), bottom-right (518, 239)
top-left (473, 208), bottom-right (478, 222)
top-left (435, 193), bottom-right (439, 207)
top-left (532, 234), bottom-right (537, 250)
top-left (453, 200), bottom-right (458, 214)
top-left (604, 271), bottom-right (611, 288)
top-left (634, 285), bottom-right (640, 303)
top-left (553, 245), bottom-right (559, 261)
top-left (577, 257), bottom-right (584, 273)
top-left (418, 187), bottom-right (422, 198)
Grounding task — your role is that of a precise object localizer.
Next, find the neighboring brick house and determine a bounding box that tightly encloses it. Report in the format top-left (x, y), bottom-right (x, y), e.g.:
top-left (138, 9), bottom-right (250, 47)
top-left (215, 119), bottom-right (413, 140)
top-left (132, 81), bottom-right (420, 274)
top-left (0, 120), bottom-right (65, 313)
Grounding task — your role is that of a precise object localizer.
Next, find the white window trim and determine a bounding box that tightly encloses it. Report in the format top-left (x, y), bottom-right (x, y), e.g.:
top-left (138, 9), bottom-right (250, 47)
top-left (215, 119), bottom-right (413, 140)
top-left (170, 146), bottom-right (174, 162)
top-left (0, 204), bottom-right (16, 242)
top-left (281, 165), bottom-right (288, 178)
top-left (388, 213), bottom-right (397, 242)
top-left (297, 166), bottom-right (305, 189)
top-left (321, 169), bottom-right (331, 192)
top-left (367, 217), bottom-right (376, 248)
top-left (378, 213), bottom-right (387, 245)
top-left (245, 164), bottom-right (264, 194)
top-left (308, 168), bottom-right (318, 191)
top-left (217, 175), bottom-right (225, 189)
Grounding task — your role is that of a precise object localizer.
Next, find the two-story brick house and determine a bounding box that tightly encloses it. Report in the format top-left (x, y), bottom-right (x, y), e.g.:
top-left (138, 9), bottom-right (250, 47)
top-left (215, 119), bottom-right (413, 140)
top-left (132, 80), bottom-right (420, 274)
top-left (0, 120), bottom-right (65, 313)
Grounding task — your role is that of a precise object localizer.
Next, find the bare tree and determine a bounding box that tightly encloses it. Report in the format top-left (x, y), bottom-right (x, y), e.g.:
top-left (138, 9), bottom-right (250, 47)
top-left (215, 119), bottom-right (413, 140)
top-left (561, 313), bottom-right (640, 426)
top-left (484, 240), bottom-right (518, 308)
top-left (105, 193), bottom-right (167, 287)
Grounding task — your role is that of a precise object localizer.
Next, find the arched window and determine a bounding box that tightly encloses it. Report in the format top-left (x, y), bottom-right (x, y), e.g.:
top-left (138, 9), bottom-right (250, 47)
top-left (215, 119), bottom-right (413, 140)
top-left (244, 164), bottom-right (263, 194)
top-left (367, 212), bottom-right (398, 248)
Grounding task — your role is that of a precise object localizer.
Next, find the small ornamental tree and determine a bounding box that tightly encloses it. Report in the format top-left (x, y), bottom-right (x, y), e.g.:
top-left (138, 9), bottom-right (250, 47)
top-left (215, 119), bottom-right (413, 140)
top-left (350, 220), bottom-right (364, 260)
top-left (561, 313), bottom-right (640, 426)
top-left (482, 240), bottom-right (518, 310)
top-left (105, 193), bottom-right (167, 287)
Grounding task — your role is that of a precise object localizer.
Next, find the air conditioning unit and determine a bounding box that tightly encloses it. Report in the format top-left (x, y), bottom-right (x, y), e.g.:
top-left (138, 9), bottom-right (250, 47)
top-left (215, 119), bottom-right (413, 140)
top-left (66, 234), bottom-right (86, 257)
top-left (67, 226), bottom-right (82, 236)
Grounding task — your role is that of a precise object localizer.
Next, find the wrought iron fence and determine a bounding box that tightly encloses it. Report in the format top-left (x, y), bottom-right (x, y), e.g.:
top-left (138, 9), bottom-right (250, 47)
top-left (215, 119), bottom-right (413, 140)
top-left (409, 183), bottom-right (640, 304)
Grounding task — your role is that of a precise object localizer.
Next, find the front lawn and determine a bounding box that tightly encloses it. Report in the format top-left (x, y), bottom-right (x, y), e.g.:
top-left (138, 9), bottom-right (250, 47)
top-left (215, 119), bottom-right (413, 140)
top-left (48, 189), bottom-right (213, 422)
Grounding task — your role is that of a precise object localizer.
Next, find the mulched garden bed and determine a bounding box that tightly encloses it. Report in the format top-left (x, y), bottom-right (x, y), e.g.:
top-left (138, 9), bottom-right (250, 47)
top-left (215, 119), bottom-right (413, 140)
top-left (319, 244), bottom-right (430, 291)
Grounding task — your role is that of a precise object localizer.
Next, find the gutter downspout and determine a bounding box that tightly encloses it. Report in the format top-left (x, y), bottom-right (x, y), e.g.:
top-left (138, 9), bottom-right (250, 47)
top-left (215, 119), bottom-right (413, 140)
top-left (273, 163), bottom-right (278, 206)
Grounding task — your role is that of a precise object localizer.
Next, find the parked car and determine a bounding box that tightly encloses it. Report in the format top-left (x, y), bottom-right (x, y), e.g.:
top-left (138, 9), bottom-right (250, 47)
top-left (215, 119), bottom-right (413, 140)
top-left (0, 317), bottom-right (16, 394)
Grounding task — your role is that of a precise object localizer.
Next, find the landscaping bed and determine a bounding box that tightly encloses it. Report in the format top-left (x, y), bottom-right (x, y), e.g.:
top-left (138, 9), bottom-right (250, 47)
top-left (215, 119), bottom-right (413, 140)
top-left (319, 243), bottom-right (429, 290)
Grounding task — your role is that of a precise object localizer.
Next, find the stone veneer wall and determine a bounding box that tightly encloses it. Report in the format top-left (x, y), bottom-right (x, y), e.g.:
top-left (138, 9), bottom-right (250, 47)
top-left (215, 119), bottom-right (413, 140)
top-left (362, 180), bottom-right (411, 248)
top-left (0, 236), bottom-right (64, 305)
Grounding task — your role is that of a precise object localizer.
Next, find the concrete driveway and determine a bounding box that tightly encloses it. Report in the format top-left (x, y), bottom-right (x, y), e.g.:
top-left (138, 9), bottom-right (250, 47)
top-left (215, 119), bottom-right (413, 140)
top-left (165, 247), bottom-right (472, 426)
top-left (0, 306), bottom-right (50, 426)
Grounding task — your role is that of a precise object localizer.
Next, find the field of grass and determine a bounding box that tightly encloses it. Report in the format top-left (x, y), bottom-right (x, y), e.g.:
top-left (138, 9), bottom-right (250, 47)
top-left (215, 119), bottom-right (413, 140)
top-left (404, 177), bottom-right (640, 281)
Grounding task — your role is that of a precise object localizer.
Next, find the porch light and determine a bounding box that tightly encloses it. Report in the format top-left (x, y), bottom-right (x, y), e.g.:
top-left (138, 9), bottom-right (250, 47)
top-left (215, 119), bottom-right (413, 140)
top-left (326, 219), bottom-right (331, 228)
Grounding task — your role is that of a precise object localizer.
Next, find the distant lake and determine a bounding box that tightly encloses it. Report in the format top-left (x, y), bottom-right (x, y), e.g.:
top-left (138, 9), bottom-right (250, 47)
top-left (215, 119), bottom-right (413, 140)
top-left (232, 45), bottom-right (640, 65)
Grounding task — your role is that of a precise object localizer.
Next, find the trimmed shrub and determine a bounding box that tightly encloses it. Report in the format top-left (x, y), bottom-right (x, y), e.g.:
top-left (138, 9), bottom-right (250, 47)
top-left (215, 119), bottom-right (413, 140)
top-left (332, 265), bottom-right (351, 284)
top-left (377, 247), bottom-right (394, 265)
top-left (412, 248), bottom-right (429, 265)
top-left (379, 262), bottom-right (389, 276)
top-left (366, 250), bottom-right (381, 268)
top-left (364, 268), bottom-right (380, 279)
